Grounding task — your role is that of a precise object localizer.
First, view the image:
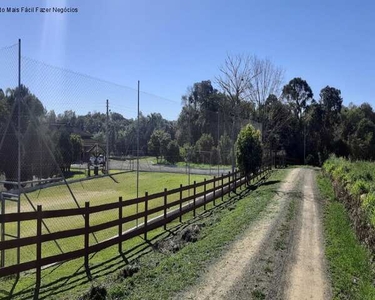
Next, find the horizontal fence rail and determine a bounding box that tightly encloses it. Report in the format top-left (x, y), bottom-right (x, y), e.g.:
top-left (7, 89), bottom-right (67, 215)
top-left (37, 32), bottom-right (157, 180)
top-left (0, 160), bottom-right (272, 280)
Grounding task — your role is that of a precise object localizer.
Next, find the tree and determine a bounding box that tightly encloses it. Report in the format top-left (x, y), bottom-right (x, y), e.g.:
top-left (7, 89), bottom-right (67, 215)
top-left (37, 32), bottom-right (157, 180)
top-left (180, 143), bottom-right (194, 163)
top-left (304, 86), bottom-right (344, 162)
top-left (236, 124), bottom-right (263, 176)
top-left (147, 130), bottom-right (171, 162)
top-left (210, 146), bottom-right (220, 165)
top-left (165, 140), bottom-right (180, 164)
top-left (349, 119), bottom-right (375, 160)
top-left (216, 54), bottom-right (261, 170)
top-left (248, 56), bottom-right (284, 123)
top-left (58, 110), bottom-right (77, 126)
top-left (182, 80), bottom-right (220, 111)
top-left (218, 133), bottom-right (232, 165)
top-left (177, 81), bottom-right (225, 146)
top-left (281, 78), bottom-right (313, 161)
top-left (56, 130), bottom-right (73, 172)
top-left (359, 103), bottom-right (375, 124)
top-left (0, 85), bottom-right (47, 188)
top-left (216, 54), bottom-right (256, 106)
top-left (195, 133), bottom-right (214, 163)
top-left (282, 78), bottom-right (313, 121)
top-left (262, 94), bottom-right (297, 157)
top-left (70, 134), bottom-right (83, 163)
top-left (319, 86), bottom-right (342, 115)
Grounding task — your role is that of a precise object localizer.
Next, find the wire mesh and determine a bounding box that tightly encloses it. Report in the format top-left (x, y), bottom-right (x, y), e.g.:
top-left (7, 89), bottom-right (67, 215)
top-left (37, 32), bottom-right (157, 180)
top-left (0, 41), bottom-right (263, 270)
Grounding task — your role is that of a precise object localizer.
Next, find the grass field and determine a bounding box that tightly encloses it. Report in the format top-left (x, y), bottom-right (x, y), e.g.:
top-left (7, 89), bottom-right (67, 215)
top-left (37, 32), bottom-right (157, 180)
top-left (0, 168), bottom-right (277, 300)
top-left (2, 171), bottom-right (212, 267)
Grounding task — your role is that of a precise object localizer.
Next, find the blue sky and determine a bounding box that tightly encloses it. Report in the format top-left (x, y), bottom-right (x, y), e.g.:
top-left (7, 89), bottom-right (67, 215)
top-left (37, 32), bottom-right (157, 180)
top-left (0, 0), bottom-right (374, 119)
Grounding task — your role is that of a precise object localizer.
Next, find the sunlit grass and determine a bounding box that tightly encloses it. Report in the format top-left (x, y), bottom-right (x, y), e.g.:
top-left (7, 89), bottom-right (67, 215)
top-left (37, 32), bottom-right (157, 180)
top-left (2, 172), bottom-right (212, 265)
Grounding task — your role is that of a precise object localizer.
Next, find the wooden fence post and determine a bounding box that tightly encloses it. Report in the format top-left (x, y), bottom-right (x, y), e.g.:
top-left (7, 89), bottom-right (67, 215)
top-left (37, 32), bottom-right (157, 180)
top-left (241, 171), bottom-right (243, 188)
top-left (144, 192), bottom-right (148, 240)
top-left (179, 184), bottom-right (183, 223)
top-left (193, 181), bottom-right (196, 217)
top-left (34, 205), bottom-right (42, 297)
top-left (221, 173), bottom-right (224, 201)
top-left (213, 176), bottom-right (216, 206)
top-left (228, 171), bottom-right (231, 196)
top-left (164, 188), bottom-right (167, 230)
top-left (118, 196), bottom-right (123, 253)
top-left (234, 172), bottom-right (236, 193)
top-left (84, 201), bottom-right (92, 280)
top-left (203, 178), bottom-right (207, 210)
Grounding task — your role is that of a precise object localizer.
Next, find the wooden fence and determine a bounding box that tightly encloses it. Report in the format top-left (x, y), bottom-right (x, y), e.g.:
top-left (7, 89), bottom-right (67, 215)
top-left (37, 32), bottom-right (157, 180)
top-left (0, 161), bottom-right (272, 283)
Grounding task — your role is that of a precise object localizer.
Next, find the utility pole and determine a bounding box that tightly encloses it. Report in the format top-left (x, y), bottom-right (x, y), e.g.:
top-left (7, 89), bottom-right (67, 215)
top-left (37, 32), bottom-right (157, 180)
top-left (231, 114), bottom-right (236, 175)
top-left (106, 99), bottom-right (109, 173)
top-left (217, 111), bottom-right (220, 176)
top-left (303, 123), bottom-right (306, 165)
top-left (136, 80), bottom-right (140, 226)
top-left (188, 101), bottom-right (191, 190)
top-left (16, 38), bottom-right (21, 266)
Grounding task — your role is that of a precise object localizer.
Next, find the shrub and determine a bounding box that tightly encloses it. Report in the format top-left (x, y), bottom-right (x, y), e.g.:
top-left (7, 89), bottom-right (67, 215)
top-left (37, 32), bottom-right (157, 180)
top-left (236, 124), bottom-right (262, 175)
top-left (323, 156), bottom-right (375, 227)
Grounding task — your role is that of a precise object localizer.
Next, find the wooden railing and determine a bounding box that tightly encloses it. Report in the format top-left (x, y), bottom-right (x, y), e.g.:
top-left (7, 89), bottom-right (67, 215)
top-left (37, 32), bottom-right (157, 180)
top-left (0, 161), bottom-right (272, 282)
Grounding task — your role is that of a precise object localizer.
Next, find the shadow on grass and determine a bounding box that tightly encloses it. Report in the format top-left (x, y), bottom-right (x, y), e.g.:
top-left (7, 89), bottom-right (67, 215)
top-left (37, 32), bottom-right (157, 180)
top-left (2, 171), bottom-right (276, 300)
top-left (260, 180), bottom-right (280, 186)
top-left (63, 170), bottom-right (86, 179)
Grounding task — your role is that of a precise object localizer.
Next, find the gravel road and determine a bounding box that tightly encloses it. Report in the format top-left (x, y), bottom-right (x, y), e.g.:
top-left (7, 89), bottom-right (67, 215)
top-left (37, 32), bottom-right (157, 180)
top-left (180, 168), bottom-right (331, 300)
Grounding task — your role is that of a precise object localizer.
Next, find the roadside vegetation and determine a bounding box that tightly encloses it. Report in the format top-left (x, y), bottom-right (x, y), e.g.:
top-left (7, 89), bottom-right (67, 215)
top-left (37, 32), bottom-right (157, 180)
top-left (323, 156), bottom-right (375, 228)
top-left (317, 173), bottom-right (375, 299)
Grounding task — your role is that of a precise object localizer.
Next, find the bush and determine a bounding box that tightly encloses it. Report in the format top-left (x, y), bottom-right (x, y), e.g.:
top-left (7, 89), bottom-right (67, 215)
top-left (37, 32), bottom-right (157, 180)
top-left (323, 156), bottom-right (375, 227)
top-left (165, 140), bottom-right (180, 164)
top-left (236, 124), bottom-right (262, 175)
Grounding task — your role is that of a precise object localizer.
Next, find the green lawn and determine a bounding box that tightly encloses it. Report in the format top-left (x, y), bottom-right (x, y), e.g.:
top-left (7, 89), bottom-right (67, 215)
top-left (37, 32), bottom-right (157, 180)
top-left (2, 171), bottom-right (212, 267)
top-left (0, 167), bottom-right (279, 300)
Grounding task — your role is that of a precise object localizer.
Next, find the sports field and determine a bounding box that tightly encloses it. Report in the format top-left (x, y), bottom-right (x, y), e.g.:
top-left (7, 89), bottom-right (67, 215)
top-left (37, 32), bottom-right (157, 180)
top-left (2, 171), bottom-right (212, 266)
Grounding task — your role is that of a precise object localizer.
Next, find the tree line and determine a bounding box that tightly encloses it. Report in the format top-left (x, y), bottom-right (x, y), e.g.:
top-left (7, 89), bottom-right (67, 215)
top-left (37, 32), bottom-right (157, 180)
top-left (1, 54), bottom-right (375, 186)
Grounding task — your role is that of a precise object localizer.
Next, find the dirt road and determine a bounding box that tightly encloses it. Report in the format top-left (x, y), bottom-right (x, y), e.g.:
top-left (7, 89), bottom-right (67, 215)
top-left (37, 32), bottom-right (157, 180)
top-left (283, 169), bottom-right (331, 300)
top-left (180, 168), bottom-right (331, 300)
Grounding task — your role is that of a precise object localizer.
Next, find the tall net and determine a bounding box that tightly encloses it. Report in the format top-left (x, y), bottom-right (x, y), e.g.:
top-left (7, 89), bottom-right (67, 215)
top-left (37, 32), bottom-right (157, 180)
top-left (0, 41), bottom-right (263, 269)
